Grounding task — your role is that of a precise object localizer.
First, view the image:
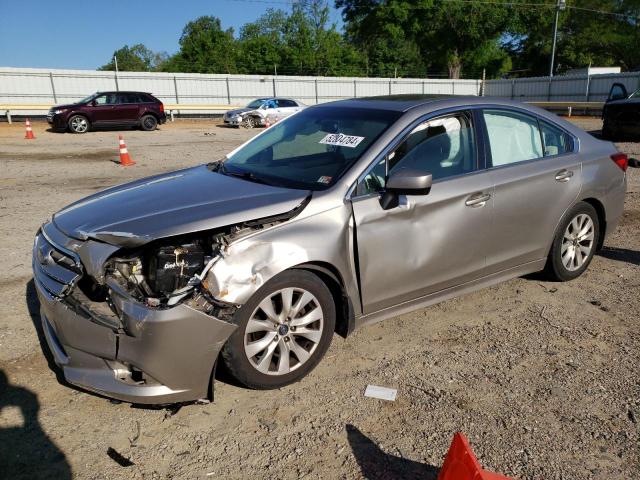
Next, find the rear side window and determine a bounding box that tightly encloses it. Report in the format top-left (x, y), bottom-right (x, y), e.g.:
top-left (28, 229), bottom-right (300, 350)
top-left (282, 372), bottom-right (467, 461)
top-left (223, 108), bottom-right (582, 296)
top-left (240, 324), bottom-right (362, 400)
top-left (483, 110), bottom-right (543, 167)
top-left (279, 99), bottom-right (297, 108)
top-left (540, 121), bottom-right (572, 156)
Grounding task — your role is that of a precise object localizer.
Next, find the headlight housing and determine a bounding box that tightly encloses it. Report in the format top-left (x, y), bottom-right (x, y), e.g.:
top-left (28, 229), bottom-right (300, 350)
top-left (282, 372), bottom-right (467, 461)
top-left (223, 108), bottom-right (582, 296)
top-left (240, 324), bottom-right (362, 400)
top-left (54, 109), bottom-right (67, 115)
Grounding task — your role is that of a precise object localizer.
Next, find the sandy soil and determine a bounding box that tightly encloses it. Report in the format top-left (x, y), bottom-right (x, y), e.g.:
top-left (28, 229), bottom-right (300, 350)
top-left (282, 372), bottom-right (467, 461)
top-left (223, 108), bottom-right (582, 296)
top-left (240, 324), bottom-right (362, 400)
top-left (0, 117), bottom-right (638, 480)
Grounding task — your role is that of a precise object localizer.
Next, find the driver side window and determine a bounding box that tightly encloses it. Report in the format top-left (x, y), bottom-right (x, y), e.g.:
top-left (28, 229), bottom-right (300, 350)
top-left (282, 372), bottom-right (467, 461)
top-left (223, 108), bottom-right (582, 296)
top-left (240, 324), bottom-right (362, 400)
top-left (357, 112), bottom-right (476, 196)
top-left (94, 93), bottom-right (117, 105)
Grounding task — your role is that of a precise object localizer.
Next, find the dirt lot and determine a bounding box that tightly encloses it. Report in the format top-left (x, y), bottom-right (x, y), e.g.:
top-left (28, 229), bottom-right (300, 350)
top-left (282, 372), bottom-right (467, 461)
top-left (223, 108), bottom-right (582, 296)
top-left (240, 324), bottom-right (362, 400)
top-left (0, 117), bottom-right (638, 480)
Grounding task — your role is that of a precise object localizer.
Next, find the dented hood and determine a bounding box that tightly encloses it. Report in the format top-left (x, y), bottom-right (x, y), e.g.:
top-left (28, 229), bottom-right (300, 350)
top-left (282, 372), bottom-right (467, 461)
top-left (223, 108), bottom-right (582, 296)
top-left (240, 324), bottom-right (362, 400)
top-left (52, 165), bottom-right (309, 247)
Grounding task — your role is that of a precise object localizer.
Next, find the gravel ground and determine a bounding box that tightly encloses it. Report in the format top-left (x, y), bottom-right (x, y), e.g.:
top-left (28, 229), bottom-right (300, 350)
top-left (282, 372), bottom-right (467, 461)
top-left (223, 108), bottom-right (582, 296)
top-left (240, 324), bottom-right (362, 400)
top-left (0, 117), bottom-right (638, 480)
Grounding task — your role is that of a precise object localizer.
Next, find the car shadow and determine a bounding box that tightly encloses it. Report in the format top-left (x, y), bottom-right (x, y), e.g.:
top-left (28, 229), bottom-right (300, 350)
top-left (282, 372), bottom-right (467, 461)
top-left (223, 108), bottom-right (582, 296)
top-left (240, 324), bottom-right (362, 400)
top-left (46, 126), bottom-right (151, 134)
top-left (598, 246), bottom-right (640, 267)
top-left (346, 424), bottom-right (439, 480)
top-left (0, 369), bottom-right (72, 479)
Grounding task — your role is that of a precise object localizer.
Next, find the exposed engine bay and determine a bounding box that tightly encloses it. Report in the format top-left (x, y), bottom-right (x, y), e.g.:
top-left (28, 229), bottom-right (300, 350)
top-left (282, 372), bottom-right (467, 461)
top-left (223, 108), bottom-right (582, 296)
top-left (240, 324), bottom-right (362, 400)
top-left (78, 197), bottom-right (310, 324)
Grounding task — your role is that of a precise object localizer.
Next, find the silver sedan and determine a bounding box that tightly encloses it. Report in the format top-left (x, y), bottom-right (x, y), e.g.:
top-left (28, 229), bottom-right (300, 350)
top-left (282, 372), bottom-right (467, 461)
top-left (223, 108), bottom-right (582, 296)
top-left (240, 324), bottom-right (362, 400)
top-left (33, 95), bottom-right (634, 404)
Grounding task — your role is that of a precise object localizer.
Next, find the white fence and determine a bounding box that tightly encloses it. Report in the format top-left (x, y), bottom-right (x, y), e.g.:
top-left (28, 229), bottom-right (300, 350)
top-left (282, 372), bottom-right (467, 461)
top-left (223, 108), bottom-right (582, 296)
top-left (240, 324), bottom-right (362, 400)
top-left (2, 66), bottom-right (640, 117)
top-left (0, 67), bottom-right (481, 115)
top-left (484, 71), bottom-right (640, 102)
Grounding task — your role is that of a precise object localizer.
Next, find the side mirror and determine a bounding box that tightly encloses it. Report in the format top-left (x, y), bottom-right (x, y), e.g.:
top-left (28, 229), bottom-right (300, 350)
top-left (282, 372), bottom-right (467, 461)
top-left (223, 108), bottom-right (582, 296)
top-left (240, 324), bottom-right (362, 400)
top-left (628, 157), bottom-right (640, 169)
top-left (90, 100), bottom-right (97, 107)
top-left (380, 167), bottom-right (432, 210)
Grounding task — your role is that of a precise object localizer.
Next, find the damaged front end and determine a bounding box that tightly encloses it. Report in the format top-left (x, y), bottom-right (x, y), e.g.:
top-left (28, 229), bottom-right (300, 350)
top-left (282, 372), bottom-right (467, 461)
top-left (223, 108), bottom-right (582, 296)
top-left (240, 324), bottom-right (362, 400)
top-left (33, 199), bottom-right (307, 404)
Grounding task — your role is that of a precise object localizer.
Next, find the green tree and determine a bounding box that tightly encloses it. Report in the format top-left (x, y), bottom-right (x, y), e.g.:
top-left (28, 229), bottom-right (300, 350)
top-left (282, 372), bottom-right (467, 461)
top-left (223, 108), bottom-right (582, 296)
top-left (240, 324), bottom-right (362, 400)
top-left (165, 16), bottom-right (239, 73)
top-left (99, 44), bottom-right (167, 72)
top-left (238, 1), bottom-right (366, 76)
top-left (337, 0), bottom-right (529, 78)
top-left (238, 9), bottom-right (287, 74)
top-left (509, 0), bottom-right (640, 76)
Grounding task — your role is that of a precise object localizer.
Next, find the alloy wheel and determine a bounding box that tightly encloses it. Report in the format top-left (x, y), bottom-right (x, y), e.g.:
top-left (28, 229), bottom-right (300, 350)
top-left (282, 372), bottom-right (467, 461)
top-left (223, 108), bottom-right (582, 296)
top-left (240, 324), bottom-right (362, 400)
top-left (70, 116), bottom-right (88, 133)
top-left (244, 287), bottom-right (324, 375)
top-left (561, 213), bottom-right (595, 271)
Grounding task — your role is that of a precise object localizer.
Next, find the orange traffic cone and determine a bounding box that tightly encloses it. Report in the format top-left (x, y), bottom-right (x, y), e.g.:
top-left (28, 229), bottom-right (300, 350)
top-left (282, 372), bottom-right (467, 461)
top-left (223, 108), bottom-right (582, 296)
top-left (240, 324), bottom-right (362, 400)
top-left (438, 433), bottom-right (513, 480)
top-left (118, 135), bottom-right (135, 166)
top-left (24, 118), bottom-right (35, 139)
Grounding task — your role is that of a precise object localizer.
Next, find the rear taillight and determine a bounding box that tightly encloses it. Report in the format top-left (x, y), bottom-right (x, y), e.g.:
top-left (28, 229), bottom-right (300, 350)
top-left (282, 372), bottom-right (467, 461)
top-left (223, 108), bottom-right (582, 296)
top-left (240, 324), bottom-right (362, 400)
top-left (610, 152), bottom-right (628, 172)
top-left (159, 103), bottom-right (164, 113)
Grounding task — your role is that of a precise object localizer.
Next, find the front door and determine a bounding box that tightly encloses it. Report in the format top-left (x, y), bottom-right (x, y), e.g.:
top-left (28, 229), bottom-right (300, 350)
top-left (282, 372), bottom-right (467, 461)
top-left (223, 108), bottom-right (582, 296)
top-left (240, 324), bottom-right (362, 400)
top-left (90, 93), bottom-right (119, 125)
top-left (351, 111), bottom-right (494, 314)
top-left (481, 109), bottom-right (582, 273)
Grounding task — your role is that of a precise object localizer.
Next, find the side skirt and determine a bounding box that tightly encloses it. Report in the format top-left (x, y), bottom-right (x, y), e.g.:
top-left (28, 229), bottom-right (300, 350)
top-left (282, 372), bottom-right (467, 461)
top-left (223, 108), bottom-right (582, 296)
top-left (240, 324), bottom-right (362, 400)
top-left (355, 258), bottom-right (546, 329)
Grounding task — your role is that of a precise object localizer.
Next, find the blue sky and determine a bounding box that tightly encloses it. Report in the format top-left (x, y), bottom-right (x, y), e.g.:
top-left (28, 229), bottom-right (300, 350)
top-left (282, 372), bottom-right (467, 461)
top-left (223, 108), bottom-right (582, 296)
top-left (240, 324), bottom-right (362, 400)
top-left (0, 0), bottom-right (343, 70)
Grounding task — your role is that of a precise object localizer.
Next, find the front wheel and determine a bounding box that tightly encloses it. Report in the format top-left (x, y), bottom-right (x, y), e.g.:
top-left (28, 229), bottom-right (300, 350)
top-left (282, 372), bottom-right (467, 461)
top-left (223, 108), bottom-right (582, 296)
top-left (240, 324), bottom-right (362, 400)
top-left (241, 116), bottom-right (257, 129)
top-left (68, 115), bottom-right (89, 134)
top-left (221, 270), bottom-right (335, 389)
top-left (544, 202), bottom-right (599, 281)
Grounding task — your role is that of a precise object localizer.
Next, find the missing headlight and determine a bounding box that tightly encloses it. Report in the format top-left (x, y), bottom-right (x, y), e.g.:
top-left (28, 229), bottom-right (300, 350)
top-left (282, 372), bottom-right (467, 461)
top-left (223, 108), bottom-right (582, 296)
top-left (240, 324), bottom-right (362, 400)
top-left (147, 242), bottom-right (206, 297)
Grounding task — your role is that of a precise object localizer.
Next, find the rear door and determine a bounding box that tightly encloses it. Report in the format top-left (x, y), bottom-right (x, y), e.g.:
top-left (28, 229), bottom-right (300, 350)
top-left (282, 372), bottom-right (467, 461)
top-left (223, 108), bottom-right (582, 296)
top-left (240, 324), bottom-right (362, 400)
top-left (116, 93), bottom-right (141, 123)
top-left (351, 110), bottom-right (494, 314)
top-left (277, 99), bottom-right (298, 118)
top-left (481, 108), bottom-right (581, 273)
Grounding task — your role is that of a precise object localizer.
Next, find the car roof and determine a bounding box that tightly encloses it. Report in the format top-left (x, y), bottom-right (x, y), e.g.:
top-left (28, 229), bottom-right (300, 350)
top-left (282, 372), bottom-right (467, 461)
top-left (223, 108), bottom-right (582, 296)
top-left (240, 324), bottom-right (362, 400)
top-left (314, 94), bottom-right (567, 114)
top-left (96, 91), bottom-right (153, 95)
top-left (315, 94), bottom-right (466, 112)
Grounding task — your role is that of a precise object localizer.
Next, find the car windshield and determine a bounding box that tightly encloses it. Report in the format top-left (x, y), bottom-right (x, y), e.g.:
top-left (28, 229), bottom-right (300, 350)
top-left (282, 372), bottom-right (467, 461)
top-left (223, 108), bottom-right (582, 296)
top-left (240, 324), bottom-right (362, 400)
top-left (630, 88), bottom-right (640, 99)
top-left (223, 107), bottom-right (401, 190)
top-left (78, 93), bottom-right (99, 104)
top-left (246, 99), bottom-right (268, 109)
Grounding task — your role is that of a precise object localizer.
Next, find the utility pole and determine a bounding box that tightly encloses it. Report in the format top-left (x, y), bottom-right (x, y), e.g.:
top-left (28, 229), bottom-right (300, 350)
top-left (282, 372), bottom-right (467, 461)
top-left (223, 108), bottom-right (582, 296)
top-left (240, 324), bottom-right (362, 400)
top-left (114, 55), bottom-right (119, 91)
top-left (549, 0), bottom-right (566, 77)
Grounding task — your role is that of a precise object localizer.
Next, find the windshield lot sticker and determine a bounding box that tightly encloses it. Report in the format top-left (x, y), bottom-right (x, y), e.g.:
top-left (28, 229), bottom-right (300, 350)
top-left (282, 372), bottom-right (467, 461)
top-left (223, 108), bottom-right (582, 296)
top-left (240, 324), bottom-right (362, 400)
top-left (317, 176), bottom-right (332, 184)
top-left (319, 133), bottom-right (365, 148)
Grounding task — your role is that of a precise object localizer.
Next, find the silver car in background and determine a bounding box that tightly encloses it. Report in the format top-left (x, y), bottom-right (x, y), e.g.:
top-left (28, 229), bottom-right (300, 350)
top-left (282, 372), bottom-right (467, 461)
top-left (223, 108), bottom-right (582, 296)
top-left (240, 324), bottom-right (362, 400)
top-left (223, 97), bottom-right (305, 128)
top-left (33, 95), bottom-right (633, 404)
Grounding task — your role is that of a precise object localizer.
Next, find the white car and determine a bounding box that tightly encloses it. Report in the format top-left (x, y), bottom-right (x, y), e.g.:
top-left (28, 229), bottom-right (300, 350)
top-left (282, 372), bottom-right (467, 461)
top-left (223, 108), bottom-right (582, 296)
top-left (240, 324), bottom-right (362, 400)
top-left (223, 98), bottom-right (305, 128)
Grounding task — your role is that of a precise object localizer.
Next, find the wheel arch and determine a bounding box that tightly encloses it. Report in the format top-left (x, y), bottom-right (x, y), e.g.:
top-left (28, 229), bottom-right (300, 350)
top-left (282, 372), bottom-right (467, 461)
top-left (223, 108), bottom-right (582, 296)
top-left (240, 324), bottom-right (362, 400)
top-left (293, 262), bottom-right (356, 338)
top-left (581, 197), bottom-right (607, 251)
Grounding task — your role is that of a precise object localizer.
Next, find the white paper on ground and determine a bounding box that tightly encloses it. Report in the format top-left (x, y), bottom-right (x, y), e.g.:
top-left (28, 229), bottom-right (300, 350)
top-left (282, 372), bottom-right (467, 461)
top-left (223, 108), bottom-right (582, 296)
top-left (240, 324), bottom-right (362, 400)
top-left (364, 385), bottom-right (397, 401)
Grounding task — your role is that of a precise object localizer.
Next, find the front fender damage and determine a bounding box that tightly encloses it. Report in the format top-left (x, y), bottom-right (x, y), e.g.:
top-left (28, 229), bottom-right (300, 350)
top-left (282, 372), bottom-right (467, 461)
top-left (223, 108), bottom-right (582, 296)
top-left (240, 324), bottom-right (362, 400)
top-left (204, 240), bottom-right (310, 304)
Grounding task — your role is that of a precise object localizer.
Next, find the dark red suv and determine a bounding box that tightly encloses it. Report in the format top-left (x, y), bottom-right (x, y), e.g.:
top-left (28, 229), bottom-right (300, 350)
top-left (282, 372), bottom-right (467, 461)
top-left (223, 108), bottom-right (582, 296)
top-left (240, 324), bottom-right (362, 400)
top-left (47, 91), bottom-right (166, 133)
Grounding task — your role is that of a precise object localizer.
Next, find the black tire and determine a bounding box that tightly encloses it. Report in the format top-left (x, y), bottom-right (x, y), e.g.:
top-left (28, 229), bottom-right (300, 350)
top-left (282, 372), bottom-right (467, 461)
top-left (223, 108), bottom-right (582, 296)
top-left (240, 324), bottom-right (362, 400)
top-left (68, 114), bottom-right (90, 134)
top-left (140, 114), bottom-right (158, 131)
top-left (221, 270), bottom-right (335, 389)
top-left (544, 202), bottom-right (600, 281)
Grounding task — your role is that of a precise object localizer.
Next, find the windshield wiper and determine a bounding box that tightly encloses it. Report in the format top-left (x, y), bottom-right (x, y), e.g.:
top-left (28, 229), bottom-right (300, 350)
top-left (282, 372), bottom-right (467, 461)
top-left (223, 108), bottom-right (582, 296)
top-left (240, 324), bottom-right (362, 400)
top-left (218, 164), bottom-right (275, 186)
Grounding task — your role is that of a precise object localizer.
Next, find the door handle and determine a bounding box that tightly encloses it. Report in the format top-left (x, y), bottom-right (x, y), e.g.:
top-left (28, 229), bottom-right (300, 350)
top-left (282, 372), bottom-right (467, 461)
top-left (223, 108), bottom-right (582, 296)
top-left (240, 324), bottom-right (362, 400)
top-left (555, 169), bottom-right (574, 182)
top-left (465, 192), bottom-right (491, 207)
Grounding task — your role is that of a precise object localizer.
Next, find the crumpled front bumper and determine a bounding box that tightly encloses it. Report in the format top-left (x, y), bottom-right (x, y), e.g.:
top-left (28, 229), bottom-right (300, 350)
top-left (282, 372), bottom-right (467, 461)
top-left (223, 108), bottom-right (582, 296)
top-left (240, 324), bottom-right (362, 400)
top-left (33, 225), bottom-right (237, 404)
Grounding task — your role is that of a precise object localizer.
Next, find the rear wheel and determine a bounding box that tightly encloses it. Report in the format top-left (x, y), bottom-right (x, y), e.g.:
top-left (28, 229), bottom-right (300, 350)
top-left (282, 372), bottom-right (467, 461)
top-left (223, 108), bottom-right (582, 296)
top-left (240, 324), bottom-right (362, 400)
top-left (140, 114), bottom-right (158, 131)
top-left (221, 270), bottom-right (335, 389)
top-left (68, 115), bottom-right (89, 134)
top-left (545, 202), bottom-right (599, 281)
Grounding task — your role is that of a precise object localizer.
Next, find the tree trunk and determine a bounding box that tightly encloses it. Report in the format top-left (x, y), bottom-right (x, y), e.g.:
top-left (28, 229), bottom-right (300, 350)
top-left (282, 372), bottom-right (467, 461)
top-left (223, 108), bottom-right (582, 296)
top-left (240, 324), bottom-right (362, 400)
top-left (448, 50), bottom-right (462, 79)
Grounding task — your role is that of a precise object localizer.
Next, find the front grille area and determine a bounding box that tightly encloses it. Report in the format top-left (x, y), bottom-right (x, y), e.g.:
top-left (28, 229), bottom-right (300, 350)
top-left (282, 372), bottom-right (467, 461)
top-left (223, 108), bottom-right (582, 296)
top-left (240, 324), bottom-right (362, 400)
top-left (46, 110), bottom-right (55, 121)
top-left (33, 230), bottom-right (82, 298)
